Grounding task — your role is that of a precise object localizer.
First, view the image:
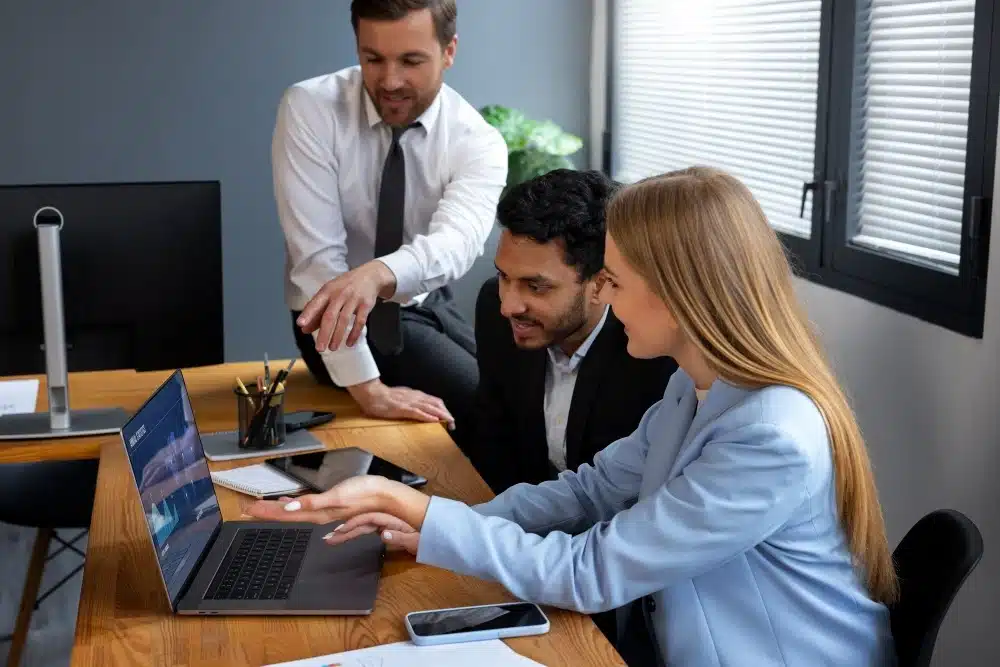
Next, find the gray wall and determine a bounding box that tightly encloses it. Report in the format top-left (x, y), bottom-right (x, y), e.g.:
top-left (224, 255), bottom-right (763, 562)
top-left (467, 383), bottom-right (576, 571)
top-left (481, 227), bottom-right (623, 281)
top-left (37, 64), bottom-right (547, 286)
top-left (794, 133), bottom-right (1000, 665)
top-left (0, 0), bottom-right (591, 361)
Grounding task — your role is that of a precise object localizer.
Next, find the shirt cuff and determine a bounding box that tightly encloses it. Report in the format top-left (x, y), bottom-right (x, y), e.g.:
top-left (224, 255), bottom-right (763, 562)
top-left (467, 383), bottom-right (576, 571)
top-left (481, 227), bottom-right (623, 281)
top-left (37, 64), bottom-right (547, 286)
top-left (313, 330), bottom-right (380, 387)
top-left (416, 496), bottom-right (475, 572)
top-left (377, 249), bottom-right (423, 303)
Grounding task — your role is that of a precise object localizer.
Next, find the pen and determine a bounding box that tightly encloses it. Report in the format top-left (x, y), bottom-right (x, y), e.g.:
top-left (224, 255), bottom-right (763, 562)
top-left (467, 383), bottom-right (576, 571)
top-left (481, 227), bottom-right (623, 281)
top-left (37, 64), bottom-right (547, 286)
top-left (271, 358), bottom-right (296, 390)
top-left (264, 353), bottom-right (271, 390)
top-left (262, 403), bottom-right (280, 446)
top-left (263, 358), bottom-right (295, 391)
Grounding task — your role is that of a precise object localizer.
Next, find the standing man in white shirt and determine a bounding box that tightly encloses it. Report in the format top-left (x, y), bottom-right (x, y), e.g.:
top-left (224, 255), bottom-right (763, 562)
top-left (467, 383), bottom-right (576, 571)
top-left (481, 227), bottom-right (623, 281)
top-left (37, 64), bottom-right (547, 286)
top-left (272, 0), bottom-right (508, 454)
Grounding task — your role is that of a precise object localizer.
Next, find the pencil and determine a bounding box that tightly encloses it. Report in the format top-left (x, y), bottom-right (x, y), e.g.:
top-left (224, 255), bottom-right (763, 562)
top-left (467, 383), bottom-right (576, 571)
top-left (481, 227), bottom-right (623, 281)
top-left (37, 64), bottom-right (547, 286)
top-left (236, 376), bottom-right (254, 409)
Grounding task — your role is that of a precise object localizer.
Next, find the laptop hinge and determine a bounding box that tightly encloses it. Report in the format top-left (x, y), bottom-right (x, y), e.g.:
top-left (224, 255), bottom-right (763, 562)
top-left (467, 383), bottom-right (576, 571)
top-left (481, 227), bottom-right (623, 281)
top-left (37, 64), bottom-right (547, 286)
top-left (172, 517), bottom-right (224, 611)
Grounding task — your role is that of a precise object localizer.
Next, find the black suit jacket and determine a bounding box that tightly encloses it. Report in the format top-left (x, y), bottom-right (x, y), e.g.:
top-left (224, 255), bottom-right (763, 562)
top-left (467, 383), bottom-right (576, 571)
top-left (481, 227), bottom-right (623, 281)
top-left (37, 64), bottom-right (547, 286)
top-left (472, 277), bottom-right (678, 494)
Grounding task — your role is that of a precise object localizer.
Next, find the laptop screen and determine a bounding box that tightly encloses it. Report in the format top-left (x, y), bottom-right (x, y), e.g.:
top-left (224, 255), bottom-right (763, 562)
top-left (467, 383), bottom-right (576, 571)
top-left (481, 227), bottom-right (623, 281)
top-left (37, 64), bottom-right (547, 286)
top-left (120, 370), bottom-right (222, 607)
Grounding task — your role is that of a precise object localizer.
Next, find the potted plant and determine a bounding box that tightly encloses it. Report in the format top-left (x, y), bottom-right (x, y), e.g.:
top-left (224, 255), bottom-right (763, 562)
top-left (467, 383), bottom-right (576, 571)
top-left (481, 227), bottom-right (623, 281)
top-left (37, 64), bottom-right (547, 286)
top-left (479, 105), bottom-right (584, 191)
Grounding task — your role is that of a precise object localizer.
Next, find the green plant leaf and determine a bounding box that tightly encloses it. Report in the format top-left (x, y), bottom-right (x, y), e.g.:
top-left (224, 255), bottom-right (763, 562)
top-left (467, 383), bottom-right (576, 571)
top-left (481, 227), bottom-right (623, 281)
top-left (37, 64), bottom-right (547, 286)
top-left (527, 120), bottom-right (583, 156)
top-left (478, 104), bottom-right (507, 126)
top-left (479, 104), bottom-right (532, 152)
top-left (507, 149), bottom-right (575, 187)
top-left (481, 105), bottom-right (583, 161)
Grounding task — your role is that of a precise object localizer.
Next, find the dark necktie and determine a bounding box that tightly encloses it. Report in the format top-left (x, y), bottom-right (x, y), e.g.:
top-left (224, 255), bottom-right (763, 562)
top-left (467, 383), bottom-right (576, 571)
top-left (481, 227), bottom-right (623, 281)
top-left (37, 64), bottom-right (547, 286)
top-left (369, 124), bottom-right (416, 356)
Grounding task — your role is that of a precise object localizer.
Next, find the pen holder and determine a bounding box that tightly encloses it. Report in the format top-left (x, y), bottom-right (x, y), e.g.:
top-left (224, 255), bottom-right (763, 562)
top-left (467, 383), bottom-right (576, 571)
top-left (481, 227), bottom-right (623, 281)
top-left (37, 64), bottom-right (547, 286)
top-left (236, 382), bottom-right (286, 450)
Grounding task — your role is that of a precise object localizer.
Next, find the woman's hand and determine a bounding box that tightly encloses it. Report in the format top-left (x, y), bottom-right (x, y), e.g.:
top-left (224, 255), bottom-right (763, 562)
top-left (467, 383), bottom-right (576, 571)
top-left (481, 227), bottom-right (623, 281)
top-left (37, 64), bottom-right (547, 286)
top-left (242, 474), bottom-right (431, 554)
top-left (244, 474), bottom-right (391, 524)
top-left (326, 512), bottom-right (420, 555)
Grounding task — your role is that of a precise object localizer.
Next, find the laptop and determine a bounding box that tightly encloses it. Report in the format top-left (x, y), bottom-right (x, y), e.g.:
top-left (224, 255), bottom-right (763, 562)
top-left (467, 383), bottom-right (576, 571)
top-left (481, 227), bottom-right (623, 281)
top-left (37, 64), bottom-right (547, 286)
top-left (119, 369), bottom-right (384, 615)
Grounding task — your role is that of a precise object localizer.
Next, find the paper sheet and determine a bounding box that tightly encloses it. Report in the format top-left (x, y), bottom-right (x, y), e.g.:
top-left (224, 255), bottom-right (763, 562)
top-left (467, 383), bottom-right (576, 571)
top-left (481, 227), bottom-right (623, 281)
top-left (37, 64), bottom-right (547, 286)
top-left (262, 639), bottom-right (544, 667)
top-left (0, 379), bottom-right (39, 416)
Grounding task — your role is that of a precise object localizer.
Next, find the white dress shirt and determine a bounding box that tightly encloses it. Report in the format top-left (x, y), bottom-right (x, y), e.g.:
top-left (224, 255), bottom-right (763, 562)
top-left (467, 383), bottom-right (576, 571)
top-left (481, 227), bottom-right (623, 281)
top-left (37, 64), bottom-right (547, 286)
top-left (272, 66), bottom-right (508, 387)
top-left (543, 306), bottom-right (609, 472)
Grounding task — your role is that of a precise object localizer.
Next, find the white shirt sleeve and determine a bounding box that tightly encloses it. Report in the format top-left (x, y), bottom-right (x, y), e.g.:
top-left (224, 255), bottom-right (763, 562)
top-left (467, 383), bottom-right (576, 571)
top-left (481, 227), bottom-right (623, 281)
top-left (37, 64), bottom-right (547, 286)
top-left (378, 125), bottom-right (508, 303)
top-left (272, 85), bottom-right (380, 387)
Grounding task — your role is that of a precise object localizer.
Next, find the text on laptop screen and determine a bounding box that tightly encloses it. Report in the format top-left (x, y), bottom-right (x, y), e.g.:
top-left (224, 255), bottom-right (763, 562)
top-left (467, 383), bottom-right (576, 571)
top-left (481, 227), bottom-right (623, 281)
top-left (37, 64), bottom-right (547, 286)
top-left (121, 371), bottom-right (221, 605)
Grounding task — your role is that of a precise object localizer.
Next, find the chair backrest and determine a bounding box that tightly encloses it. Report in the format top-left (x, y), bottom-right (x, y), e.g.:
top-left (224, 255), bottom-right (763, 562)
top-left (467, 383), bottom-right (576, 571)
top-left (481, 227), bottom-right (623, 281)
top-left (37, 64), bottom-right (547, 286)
top-left (889, 508), bottom-right (983, 667)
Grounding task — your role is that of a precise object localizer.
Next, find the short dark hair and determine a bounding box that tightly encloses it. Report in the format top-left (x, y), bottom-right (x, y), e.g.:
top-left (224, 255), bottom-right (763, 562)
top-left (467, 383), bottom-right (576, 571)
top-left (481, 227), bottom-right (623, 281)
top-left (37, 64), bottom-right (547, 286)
top-left (497, 169), bottom-right (618, 281)
top-left (350, 0), bottom-right (457, 48)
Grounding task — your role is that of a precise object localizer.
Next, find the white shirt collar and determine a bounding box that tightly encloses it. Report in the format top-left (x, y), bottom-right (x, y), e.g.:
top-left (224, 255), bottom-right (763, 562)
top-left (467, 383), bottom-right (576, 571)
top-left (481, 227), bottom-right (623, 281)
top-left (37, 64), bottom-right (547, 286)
top-left (547, 305), bottom-right (610, 372)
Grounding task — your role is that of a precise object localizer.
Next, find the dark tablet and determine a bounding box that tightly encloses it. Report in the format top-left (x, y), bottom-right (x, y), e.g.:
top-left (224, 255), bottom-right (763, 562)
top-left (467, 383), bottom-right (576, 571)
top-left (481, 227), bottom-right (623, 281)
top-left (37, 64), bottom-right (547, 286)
top-left (265, 446), bottom-right (427, 491)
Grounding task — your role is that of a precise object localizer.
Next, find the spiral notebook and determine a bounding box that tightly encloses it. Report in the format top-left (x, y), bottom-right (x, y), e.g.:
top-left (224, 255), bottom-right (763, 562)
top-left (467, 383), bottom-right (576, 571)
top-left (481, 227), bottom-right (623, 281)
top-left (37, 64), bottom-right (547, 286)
top-left (210, 464), bottom-right (307, 498)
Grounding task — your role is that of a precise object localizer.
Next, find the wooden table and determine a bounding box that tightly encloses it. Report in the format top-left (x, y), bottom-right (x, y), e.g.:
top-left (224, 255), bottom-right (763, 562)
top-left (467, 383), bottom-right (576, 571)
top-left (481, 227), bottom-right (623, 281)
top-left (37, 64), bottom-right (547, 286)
top-left (0, 361), bottom-right (411, 464)
top-left (56, 364), bottom-right (624, 666)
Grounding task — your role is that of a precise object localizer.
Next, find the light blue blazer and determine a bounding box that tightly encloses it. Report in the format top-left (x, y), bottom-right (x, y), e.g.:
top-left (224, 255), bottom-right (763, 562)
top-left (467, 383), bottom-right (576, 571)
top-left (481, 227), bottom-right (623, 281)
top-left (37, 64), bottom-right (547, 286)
top-left (416, 369), bottom-right (895, 666)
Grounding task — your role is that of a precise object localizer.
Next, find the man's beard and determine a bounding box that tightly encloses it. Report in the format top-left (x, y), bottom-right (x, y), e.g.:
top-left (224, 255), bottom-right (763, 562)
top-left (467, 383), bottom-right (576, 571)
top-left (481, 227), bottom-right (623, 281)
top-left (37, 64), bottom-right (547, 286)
top-left (368, 81), bottom-right (440, 127)
top-left (511, 290), bottom-right (590, 349)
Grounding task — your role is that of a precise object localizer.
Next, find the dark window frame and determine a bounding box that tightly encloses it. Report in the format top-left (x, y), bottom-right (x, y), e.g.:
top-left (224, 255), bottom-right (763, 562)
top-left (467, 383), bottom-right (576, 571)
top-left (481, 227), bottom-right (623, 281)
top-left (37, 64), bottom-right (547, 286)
top-left (606, 0), bottom-right (1000, 338)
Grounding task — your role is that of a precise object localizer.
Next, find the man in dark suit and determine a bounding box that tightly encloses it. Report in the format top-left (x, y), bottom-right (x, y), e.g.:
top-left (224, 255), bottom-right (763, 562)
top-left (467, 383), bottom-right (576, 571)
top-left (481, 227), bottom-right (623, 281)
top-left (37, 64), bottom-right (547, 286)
top-left (472, 169), bottom-right (677, 495)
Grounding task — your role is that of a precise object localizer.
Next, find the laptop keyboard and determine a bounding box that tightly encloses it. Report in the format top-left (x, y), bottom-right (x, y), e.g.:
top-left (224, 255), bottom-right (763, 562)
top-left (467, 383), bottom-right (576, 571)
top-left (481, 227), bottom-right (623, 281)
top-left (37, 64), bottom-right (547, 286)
top-left (204, 528), bottom-right (312, 601)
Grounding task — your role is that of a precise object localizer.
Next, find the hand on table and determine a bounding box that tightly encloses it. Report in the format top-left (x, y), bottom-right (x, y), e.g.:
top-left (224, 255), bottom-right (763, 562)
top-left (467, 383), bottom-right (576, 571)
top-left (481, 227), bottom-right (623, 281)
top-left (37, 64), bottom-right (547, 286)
top-left (243, 475), bottom-right (430, 556)
top-left (297, 260), bottom-right (396, 351)
top-left (348, 379), bottom-right (455, 431)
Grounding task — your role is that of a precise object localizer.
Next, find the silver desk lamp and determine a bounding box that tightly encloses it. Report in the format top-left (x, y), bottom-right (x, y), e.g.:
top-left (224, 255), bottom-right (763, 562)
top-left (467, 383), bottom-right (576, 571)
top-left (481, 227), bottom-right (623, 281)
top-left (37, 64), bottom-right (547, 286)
top-left (0, 206), bottom-right (128, 440)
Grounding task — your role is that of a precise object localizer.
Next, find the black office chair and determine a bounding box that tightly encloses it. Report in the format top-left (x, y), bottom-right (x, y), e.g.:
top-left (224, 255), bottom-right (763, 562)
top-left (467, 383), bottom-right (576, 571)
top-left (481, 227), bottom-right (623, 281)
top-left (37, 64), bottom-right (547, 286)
top-left (0, 459), bottom-right (99, 667)
top-left (889, 508), bottom-right (983, 667)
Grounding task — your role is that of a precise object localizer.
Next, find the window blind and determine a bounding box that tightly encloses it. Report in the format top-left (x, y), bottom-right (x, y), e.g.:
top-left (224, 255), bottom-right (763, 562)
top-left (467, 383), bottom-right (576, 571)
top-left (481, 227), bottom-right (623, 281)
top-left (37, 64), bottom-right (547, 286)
top-left (847, 0), bottom-right (975, 275)
top-left (613, 0), bottom-right (822, 238)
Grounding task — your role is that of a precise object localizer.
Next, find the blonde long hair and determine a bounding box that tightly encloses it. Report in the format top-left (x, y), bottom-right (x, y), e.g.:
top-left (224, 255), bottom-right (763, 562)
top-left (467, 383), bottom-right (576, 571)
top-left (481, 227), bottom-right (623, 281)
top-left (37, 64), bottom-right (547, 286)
top-left (607, 167), bottom-right (898, 604)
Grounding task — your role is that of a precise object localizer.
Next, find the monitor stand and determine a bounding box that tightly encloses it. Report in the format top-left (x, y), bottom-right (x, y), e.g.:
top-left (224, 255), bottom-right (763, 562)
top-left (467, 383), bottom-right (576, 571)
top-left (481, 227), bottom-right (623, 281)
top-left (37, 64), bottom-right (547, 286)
top-left (0, 207), bottom-right (127, 441)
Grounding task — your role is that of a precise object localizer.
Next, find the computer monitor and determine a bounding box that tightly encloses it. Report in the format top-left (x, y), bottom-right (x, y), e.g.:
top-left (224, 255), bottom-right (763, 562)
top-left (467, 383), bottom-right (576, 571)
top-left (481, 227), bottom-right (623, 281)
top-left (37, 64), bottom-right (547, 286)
top-left (0, 181), bottom-right (223, 439)
top-left (0, 181), bottom-right (223, 374)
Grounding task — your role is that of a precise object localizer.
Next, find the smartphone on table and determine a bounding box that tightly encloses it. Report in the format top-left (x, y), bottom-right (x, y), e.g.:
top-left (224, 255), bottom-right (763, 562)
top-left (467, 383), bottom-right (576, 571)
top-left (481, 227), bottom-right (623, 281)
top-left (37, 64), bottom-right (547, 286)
top-left (404, 602), bottom-right (550, 646)
top-left (284, 410), bottom-right (335, 433)
top-left (265, 446), bottom-right (427, 491)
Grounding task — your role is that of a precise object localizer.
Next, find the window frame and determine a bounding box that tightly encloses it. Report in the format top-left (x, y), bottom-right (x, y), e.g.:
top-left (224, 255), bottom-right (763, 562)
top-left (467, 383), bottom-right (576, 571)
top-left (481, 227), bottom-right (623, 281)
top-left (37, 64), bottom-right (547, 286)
top-left (606, 0), bottom-right (1000, 338)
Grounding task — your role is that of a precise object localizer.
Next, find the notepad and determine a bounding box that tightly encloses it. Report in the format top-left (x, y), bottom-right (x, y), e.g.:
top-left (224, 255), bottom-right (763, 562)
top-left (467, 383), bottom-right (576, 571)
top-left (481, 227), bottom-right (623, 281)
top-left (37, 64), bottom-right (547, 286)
top-left (210, 464), bottom-right (307, 498)
top-left (0, 379), bottom-right (39, 416)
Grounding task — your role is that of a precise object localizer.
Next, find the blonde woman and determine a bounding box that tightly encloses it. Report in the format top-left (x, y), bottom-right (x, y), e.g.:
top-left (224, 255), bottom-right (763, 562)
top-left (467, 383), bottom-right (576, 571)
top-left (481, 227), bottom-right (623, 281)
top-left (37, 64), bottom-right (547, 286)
top-left (248, 167), bottom-right (898, 666)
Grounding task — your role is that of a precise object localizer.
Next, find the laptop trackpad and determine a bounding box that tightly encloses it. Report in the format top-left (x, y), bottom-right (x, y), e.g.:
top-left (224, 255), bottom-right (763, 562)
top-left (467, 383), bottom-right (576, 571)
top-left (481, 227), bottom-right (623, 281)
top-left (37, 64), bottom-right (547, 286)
top-left (289, 529), bottom-right (383, 612)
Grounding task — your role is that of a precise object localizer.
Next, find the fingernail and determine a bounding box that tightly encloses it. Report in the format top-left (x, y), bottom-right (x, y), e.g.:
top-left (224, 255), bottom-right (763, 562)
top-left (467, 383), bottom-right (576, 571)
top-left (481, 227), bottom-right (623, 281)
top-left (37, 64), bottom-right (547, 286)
top-left (333, 524), bottom-right (345, 532)
top-left (322, 532), bottom-right (335, 540)
top-left (382, 531), bottom-right (392, 541)
top-left (284, 500), bottom-right (301, 511)
top-left (240, 513), bottom-right (251, 519)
